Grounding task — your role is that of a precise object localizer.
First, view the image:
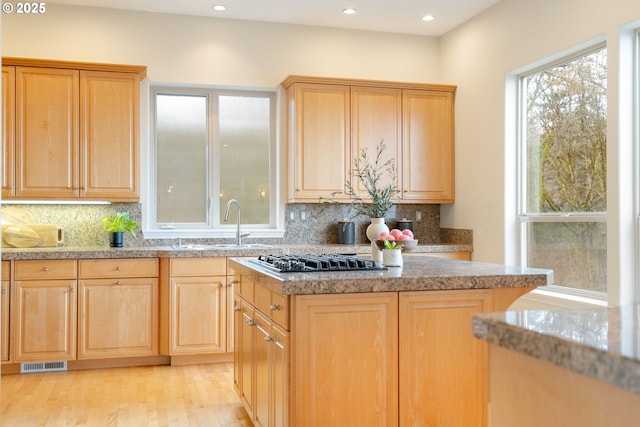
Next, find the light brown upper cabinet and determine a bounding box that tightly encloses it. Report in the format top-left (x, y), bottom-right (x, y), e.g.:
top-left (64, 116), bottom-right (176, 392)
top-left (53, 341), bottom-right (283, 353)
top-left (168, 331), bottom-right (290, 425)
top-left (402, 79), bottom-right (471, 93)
top-left (2, 66), bottom-right (15, 199)
top-left (3, 58), bottom-right (146, 201)
top-left (284, 81), bottom-right (351, 201)
top-left (282, 76), bottom-right (456, 204)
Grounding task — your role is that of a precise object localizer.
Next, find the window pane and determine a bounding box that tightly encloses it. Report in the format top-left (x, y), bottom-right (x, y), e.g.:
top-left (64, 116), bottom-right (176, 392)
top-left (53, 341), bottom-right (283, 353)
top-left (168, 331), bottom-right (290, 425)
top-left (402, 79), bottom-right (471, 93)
top-left (524, 49), bottom-right (607, 214)
top-left (156, 94), bottom-right (208, 224)
top-left (525, 221), bottom-right (606, 292)
top-left (218, 95), bottom-right (271, 225)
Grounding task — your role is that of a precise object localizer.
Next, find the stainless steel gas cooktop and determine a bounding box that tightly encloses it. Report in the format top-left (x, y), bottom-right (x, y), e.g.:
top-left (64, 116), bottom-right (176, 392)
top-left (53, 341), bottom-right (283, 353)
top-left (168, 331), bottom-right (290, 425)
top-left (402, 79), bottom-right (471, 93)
top-left (250, 254), bottom-right (386, 273)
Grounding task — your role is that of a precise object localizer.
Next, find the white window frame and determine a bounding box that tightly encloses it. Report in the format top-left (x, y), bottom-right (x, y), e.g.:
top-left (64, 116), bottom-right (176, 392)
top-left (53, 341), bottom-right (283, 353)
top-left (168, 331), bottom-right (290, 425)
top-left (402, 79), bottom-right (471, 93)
top-left (141, 83), bottom-right (285, 239)
top-left (514, 43), bottom-right (608, 303)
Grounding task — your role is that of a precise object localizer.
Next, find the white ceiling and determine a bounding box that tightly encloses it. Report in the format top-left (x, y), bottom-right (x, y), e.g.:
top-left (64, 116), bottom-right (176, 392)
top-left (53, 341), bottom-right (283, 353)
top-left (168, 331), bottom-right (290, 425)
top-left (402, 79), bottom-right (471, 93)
top-left (46, 0), bottom-right (500, 36)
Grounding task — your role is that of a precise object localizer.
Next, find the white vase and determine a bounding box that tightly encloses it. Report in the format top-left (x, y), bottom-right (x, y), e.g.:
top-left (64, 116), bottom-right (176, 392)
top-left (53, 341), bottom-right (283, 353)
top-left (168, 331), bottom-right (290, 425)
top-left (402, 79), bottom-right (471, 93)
top-left (382, 249), bottom-right (403, 267)
top-left (366, 218), bottom-right (389, 263)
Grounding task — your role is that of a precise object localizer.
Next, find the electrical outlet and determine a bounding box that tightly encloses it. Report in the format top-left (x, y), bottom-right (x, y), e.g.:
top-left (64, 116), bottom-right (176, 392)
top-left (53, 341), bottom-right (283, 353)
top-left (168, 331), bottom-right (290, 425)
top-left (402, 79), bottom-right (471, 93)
top-left (301, 211), bottom-right (307, 221)
top-left (118, 211), bottom-right (130, 218)
top-left (290, 211), bottom-right (295, 221)
top-left (416, 211), bottom-right (422, 222)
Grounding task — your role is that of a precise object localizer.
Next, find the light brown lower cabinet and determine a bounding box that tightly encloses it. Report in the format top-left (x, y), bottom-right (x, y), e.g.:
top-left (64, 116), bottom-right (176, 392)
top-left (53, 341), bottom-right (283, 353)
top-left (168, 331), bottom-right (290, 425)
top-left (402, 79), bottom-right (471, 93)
top-left (234, 275), bottom-right (290, 427)
top-left (1, 261), bottom-right (10, 363)
top-left (77, 258), bottom-right (159, 359)
top-left (13, 259), bottom-right (78, 362)
top-left (159, 257), bottom-right (229, 356)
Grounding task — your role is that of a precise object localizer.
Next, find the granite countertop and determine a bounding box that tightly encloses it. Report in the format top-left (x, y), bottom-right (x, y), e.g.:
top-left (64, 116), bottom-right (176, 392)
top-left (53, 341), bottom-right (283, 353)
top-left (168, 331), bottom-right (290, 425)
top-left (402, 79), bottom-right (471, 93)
top-left (0, 243), bottom-right (472, 260)
top-left (229, 256), bottom-right (552, 295)
top-left (473, 305), bottom-right (640, 395)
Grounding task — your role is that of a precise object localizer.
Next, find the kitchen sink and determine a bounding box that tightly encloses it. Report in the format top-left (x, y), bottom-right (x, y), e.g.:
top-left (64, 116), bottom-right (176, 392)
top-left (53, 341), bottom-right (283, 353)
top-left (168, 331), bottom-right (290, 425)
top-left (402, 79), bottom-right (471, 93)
top-left (171, 243), bottom-right (273, 250)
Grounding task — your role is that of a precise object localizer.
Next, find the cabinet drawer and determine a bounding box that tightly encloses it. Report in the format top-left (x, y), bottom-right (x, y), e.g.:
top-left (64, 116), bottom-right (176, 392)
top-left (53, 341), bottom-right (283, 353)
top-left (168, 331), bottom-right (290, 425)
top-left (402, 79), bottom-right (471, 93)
top-left (15, 259), bottom-right (77, 280)
top-left (2, 261), bottom-right (9, 281)
top-left (170, 257), bottom-right (226, 276)
top-left (255, 283), bottom-right (289, 330)
top-left (78, 258), bottom-right (158, 278)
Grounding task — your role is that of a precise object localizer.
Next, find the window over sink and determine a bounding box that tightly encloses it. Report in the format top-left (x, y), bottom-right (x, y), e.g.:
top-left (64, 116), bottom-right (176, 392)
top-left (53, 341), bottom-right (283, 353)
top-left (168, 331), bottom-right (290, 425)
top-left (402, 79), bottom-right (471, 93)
top-left (145, 86), bottom-right (280, 238)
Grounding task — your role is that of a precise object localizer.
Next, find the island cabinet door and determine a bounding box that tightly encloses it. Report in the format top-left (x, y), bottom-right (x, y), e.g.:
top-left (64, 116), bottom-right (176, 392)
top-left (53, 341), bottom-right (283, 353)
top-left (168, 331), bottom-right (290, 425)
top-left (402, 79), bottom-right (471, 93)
top-left (292, 292), bottom-right (399, 427)
top-left (399, 290), bottom-right (491, 427)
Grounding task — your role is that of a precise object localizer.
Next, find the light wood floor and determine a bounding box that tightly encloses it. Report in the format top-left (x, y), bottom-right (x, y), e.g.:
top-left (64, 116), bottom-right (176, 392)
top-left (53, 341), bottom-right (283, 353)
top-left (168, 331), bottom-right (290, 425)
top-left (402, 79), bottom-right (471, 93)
top-left (0, 362), bottom-right (252, 427)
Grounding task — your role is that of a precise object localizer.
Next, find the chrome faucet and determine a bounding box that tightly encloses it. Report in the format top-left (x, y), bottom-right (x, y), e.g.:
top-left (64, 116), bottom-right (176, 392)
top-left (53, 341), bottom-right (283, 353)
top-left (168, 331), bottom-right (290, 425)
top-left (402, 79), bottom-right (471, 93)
top-left (224, 199), bottom-right (242, 246)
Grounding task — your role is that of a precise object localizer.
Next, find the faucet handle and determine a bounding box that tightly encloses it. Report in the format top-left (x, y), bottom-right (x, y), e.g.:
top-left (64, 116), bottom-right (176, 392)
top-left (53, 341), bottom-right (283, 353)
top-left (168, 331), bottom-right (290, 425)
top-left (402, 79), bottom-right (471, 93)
top-left (240, 232), bottom-right (251, 238)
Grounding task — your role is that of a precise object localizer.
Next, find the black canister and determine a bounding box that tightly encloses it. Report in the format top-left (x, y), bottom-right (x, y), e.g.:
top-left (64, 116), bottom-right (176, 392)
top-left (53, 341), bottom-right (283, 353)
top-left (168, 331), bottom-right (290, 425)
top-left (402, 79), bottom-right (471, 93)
top-left (337, 220), bottom-right (355, 244)
top-left (397, 218), bottom-right (413, 232)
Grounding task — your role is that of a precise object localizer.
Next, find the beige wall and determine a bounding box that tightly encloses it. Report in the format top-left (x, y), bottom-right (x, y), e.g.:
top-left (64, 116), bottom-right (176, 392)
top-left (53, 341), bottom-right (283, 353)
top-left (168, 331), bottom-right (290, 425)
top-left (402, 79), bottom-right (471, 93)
top-left (2, 4), bottom-right (442, 86)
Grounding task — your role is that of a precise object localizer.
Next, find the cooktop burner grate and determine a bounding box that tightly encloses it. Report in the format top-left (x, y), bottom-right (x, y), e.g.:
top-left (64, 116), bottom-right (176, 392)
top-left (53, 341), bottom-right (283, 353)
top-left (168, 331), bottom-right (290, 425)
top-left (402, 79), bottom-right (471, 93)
top-left (250, 254), bottom-right (386, 273)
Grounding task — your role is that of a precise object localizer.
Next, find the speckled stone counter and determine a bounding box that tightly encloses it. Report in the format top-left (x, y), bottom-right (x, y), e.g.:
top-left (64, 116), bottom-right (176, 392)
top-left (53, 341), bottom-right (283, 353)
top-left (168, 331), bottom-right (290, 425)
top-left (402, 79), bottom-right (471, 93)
top-left (473, 306), bottom-right (640, 395)
top-left (0, 243), bottom-right (472, 260)
top-left (229, 256), bottom-right (552, 295)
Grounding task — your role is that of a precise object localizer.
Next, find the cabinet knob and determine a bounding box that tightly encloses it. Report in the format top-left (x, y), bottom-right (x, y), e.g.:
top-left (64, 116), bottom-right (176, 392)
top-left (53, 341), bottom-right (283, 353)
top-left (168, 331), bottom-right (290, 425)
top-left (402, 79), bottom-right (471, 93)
top-left (246, 318), bottom-right (255, 326)
top-left (69, 287), bottom-right (75, 292)
top-left (264, 336), bottom-right (274, 342)
top-left (233, 306), bottom-right (241, 312)
top-left (116, 266), bottom-right (122, 270)
top-left (230, 279), bottom-right (239, 285)
top-left (1, 289), bottom-right (6, 295)
top-left (116, 280), bottom-right (123, 285)
top-left (43, 267), bottom-right (49, 272)
top-left (269, 304), bottom-right (281, 311)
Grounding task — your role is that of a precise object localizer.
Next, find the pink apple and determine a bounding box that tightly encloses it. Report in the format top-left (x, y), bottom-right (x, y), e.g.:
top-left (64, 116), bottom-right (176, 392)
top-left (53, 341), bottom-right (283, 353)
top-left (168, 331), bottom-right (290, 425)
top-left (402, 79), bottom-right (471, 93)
top-left (377, 231), bottom-right (392, 240)
top-left (390, 229), bottom-right (403, 238)
top-left (396, 234), bottom-right (412, 240)
top-left (401, 229), bottom-right (414, 238)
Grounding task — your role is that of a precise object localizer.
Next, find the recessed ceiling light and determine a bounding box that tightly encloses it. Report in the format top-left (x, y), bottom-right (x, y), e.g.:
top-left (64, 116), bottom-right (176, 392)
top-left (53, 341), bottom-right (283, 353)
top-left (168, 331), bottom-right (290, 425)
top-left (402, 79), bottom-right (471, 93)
top-left (422, 15), bottom-right (435, 21)
top-left (213, 5), bottom-right (226, 11)
top-left (343, 8), bottom-right (357, 15)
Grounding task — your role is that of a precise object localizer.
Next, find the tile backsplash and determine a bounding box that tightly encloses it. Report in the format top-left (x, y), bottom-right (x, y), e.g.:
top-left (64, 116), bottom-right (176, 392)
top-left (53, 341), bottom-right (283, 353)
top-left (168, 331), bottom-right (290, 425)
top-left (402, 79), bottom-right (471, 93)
top-left (1, 202), bottom-right (470, 247)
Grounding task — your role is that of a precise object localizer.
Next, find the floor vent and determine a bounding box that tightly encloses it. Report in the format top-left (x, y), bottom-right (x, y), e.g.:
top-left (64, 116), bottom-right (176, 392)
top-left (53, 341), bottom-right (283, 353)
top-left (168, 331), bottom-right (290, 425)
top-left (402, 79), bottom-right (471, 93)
top-left (20, 361), bottom-right (68, 374)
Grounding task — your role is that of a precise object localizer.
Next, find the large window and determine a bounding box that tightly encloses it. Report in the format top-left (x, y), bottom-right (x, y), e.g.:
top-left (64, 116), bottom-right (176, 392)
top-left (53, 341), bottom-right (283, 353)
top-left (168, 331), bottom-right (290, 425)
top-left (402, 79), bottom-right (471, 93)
top-left (518, 46), bottom-right (607, 295)
top-left (149, 87), bottom-right (277, 235)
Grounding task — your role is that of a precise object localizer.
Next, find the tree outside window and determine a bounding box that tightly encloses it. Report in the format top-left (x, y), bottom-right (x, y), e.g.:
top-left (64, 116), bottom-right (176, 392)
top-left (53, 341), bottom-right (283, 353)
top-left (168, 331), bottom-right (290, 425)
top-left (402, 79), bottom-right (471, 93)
top-left (520, 46), bottom-right (607, 294)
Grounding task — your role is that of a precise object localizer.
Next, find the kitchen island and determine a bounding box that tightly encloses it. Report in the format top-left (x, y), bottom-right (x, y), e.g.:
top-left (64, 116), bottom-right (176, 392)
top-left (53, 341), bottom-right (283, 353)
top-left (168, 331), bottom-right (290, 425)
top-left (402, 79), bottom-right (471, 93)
top-left (229, 255), bottom-right (552, 427)
top-left (473, 305), bottom-right (640, 427)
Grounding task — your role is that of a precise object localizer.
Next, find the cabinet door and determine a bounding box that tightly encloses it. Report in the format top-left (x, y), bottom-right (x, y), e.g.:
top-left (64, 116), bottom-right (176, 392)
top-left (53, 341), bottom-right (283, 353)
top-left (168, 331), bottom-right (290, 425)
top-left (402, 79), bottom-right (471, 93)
top-left (15, 67), bottom-right (79, 198)
top-left (1, 279), bottom-right (9, 362)
top-left (293, 292), bottom-right (398, 427)
top-left (271, 322), bottom-right (289, 427)
top-left (289, 83), bottom-right (350, 201)
top-left (402, 89), bottom-right (454, 203)
top-left (80, 70), bottom-right (140, 200)
top-left (14, 279), bottom-right (77, 361)
top-left (399, 290), bottom-right (490, 427)
top-left (2, 66), bottom-right (15, 198)
top-left (351, 86), bottom-right (402, 198)
top-left (240, 300), bottom-right (256, 420)
top-left (169, 276), bottom-right (226, 355)
top-left (253, 309), bottom-right (289, 427)
top-left (78, 277), bottom-right (158, 359)
top-left (233, 293), bottom-right (242, 395)
top-left (254, 310), bottom-right (271, 427)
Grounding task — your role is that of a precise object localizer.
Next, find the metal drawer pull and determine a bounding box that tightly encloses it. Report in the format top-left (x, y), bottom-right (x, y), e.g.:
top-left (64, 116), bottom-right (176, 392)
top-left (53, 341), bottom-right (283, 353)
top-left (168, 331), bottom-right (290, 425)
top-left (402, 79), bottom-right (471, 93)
top-left (269, 304), bottom-right (281, 311)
